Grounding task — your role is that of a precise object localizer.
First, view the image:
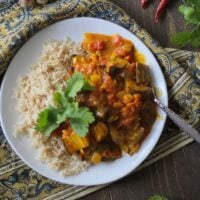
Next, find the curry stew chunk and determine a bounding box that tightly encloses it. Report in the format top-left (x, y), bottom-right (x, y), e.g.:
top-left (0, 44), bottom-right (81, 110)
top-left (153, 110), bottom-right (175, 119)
top-left (61, 33), bottom-right (157, 164)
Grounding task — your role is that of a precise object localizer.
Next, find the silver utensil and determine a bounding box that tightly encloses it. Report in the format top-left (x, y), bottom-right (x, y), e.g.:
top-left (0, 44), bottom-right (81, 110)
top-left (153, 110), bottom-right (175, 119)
top-left (136, 63), bottom-right (200, 143)
top-left (151, 86), bottom-right (200, 143)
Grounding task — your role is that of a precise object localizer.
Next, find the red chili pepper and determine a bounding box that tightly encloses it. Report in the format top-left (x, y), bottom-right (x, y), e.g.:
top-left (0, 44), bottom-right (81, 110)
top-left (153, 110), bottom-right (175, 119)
top-left (155, 0), bottom-right (170, 23)
top-left (141, 0), bottom-right (148, 9)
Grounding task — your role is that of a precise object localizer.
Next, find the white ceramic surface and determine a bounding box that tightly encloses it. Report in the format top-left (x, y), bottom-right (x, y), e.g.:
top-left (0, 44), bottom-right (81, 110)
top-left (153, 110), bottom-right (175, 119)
top-left (0, 17), bottom-right (168, 186)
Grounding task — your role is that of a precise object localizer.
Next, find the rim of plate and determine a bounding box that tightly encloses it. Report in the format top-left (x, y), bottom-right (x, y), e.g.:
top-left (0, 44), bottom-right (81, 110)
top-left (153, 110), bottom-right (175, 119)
top-left (0, 17), bottom-right (168, 186)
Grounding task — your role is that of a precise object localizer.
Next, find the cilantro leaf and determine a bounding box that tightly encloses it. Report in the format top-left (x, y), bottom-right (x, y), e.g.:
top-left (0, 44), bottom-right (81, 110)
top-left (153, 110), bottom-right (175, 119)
top-left (53, 92), bottom-right (63, 106)
top-left (179, 5), bottom-right (200, 25)
top-left (170, 31), bottom-right (192, 46)
top-left (70, 118), bottom-right (89, 137)
top-left (170, 1), bottom-right (200, 48)
top-left (53, 91), bottom-right (70, 108)
top-left (66, 72), bottom-right (84, 98)
top-left (56, 101), bottom-right (79, 124)
top-left (35, 107), bottom-right (59, 137)
top-left (70, 107), bottom-right (95, 121)
top-left (69, 107), bottom-right (95, 137)
top-left (184, 0), bottom-right (200, 7)
top-left (35, 72), bottom-right (95, 137)
top-left (171, 28), bottom-right (200, 47)
top-left (82, 80), bottom-right (95, 91)
top-left (66, 72), bottom-right (94, 97)
top-left (148, 195), bottom-right (168, 200)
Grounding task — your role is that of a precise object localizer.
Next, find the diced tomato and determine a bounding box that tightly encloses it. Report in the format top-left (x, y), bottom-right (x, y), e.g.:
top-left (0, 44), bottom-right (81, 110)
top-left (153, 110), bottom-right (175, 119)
top-left (112, 34), bottom-right (124, 46)
top-left (124, 55), bottom-right (132, 62)
top-left (119, 117), bottom-right (135, 127)
top-left (132, 94), bottom-right (142, 108)
top-left (114, 47), bottom-right (128, 57)
top-left (88, 40), bottom-right (105, 51)
top-left (102, 148), bottom-right (122, 159)
top-left (108, 93), bottom-right (117, 105)
top-left (100, 75), bottom-right (116, 92)
top-left (99, 57), bottom-right (107, 66)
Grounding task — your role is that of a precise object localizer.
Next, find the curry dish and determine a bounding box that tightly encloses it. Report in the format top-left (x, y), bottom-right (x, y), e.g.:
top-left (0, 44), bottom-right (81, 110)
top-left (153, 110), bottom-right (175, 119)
top-left (53, 33), bottom-right (157, 164)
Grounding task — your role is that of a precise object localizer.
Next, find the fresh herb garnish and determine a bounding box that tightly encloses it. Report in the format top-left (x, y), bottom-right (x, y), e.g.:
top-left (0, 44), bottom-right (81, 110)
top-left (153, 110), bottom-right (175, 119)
top-left (148, 195), bottom-right (168, 200)
top-left (65, 72), bottom-right (94, 98)
top-left (35, 72), bottom-right (95, 137)
top-left (170, 0), bottom-right (200, 47)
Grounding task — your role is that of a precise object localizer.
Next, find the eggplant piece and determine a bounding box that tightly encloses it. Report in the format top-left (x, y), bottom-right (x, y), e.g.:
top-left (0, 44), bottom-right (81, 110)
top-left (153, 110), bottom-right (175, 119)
top-left (109, 66), bottom-right (123, 77)
top-left (109, 126), bottom-right (125, 145)
top-left (136, 63), bottom-right (151, 84)
top-left (107, 58), bottom-right (128, 76)
top-left (95, 106), bottom-right (108, 119)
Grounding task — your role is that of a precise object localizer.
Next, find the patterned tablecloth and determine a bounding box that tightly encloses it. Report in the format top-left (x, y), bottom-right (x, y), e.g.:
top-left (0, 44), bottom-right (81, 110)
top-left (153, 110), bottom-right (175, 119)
top-left (0, 0), bottom-right (199, 199)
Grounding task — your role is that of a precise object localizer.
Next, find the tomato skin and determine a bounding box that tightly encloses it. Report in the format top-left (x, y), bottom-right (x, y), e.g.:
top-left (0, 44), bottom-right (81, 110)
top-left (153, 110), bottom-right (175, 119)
top-left (124, 55), bottom-right (132, 62)
top-left (112, 34), bottom-right (124, 46)
top-left (89, 40), bottom-right (105, 51)
top-left (108, 93), bottom-right (117, 105)
top-left (114, 47), bottom-right (127, 57)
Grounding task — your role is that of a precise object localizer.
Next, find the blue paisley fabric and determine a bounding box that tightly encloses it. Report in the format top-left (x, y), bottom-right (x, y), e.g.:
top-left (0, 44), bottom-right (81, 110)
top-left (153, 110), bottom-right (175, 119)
top-left (0, 0), bottom-right (199, 199)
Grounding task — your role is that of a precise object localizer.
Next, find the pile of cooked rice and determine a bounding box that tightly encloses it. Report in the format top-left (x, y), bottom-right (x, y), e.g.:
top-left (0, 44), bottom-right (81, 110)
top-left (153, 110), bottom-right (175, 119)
top-left (14, 39), bottom-right (90, 176)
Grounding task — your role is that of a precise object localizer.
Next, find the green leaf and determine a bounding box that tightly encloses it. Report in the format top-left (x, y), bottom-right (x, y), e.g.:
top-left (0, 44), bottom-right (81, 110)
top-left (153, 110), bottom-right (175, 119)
top-left (71, 107), bottom-right (94, 120)
top-left (184, 0), bottom-right (200, 7)
top-left (69, 107), bottom-right (95, 137)
top-left (170, 1), bottom-right (200, 48)
top-left (35, 107), bottom-right (59, 137)
top-left (171, 28), bottom-right (200, 47)
top-left (53, 92), bottom-right (62, 106)
top-left (70, 118), bottom-right (88, 137)
top-left (56, 110), bottom-right (68, 124)
top-left (170, 31), bottom-right (192, 46)
top-left (191, 36), bottom-right (200, 47)
top-left (35, 72), bottom-right (95, 137)
top-left (66, 72), bottom-right (84, 98)
top-left (65, 72), bottom-right (94, 97)
top-left (82, 80), bottom-right (95, 91)
top-left (179, 5), bottom-right (200, 25)
top-left (179, 5), bottom-right (194, 16)
top-left (148, 195), bottom-right (168, 200)
top-left (56, 101), bottom-right (79, 124)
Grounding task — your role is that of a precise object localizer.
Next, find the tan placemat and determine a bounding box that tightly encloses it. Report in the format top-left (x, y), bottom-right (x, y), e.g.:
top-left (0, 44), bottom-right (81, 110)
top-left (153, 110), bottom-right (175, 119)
top-left (0, 0), bottom-right (199, 199)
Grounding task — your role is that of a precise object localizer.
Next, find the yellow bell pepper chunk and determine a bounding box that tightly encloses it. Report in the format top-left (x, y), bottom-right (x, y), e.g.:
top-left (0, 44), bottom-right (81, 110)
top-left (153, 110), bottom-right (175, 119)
top-left (62, 130), bottom-right (89, 154)
top-left (92, 122), bottom-right (108, 142)
top-left (91, 152), bottom-right (102, 164)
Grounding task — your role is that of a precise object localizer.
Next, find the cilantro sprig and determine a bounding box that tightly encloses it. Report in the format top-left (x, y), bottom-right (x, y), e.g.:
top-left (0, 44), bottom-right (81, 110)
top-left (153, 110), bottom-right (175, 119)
top-left (170, 0), bottom-right (200, 47)
top-left (35, 72), bottom-right (95, 137)
top-left (148, 195), bottom-right (168, 200)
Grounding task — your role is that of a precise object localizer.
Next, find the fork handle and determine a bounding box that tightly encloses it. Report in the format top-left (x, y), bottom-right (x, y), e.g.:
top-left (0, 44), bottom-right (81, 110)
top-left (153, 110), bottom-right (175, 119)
top-left (154, 98), bottom-right (200, 143)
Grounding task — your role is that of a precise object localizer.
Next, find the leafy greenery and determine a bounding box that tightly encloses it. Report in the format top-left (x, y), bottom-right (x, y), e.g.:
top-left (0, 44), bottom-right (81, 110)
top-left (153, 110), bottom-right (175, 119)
top-left (35, 72), bottom-right (95, 137)
top-left (171, 28), bottom-right (200, 47)
top-left (170, 0), bottom-right (200, 47)
top-left (148, 195), bottom-right (168, 200)
top-left (35, 107), bottom-right (59, 137)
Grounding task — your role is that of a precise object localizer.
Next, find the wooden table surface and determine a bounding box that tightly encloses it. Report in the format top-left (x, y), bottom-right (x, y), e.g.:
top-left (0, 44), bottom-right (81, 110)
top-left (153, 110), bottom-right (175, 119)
top-left (81, 1), bottom-right (200, 200)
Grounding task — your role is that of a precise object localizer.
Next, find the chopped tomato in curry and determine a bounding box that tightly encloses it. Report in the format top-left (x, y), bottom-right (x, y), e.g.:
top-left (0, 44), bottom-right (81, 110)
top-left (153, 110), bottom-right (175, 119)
top-left (56, 33), bottom-right (157, 164)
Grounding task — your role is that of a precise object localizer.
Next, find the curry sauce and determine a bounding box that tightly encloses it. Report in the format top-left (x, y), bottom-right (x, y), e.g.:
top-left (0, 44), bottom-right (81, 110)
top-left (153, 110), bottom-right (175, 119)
top-left (60, 33), bottom-right (157, 164)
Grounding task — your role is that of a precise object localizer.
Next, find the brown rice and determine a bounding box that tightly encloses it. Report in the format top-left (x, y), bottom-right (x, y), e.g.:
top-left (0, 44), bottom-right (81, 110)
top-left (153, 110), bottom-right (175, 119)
top-left (14, 38), bottom-right (90, 176)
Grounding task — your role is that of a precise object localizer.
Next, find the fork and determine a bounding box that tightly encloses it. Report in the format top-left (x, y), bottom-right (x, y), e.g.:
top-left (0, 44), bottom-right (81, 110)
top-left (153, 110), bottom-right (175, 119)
top-left (136, 63), bottom-right (200, 143)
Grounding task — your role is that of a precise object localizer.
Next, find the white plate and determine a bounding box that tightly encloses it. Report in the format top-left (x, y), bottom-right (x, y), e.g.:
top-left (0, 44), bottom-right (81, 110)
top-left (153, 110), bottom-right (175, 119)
top-left (0, 17), bottom-right (168, 186)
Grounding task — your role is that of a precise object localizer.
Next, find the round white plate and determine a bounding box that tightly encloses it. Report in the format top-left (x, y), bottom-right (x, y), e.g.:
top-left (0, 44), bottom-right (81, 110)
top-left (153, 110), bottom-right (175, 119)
top-left (0, 17), bottom-right (168, 186)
